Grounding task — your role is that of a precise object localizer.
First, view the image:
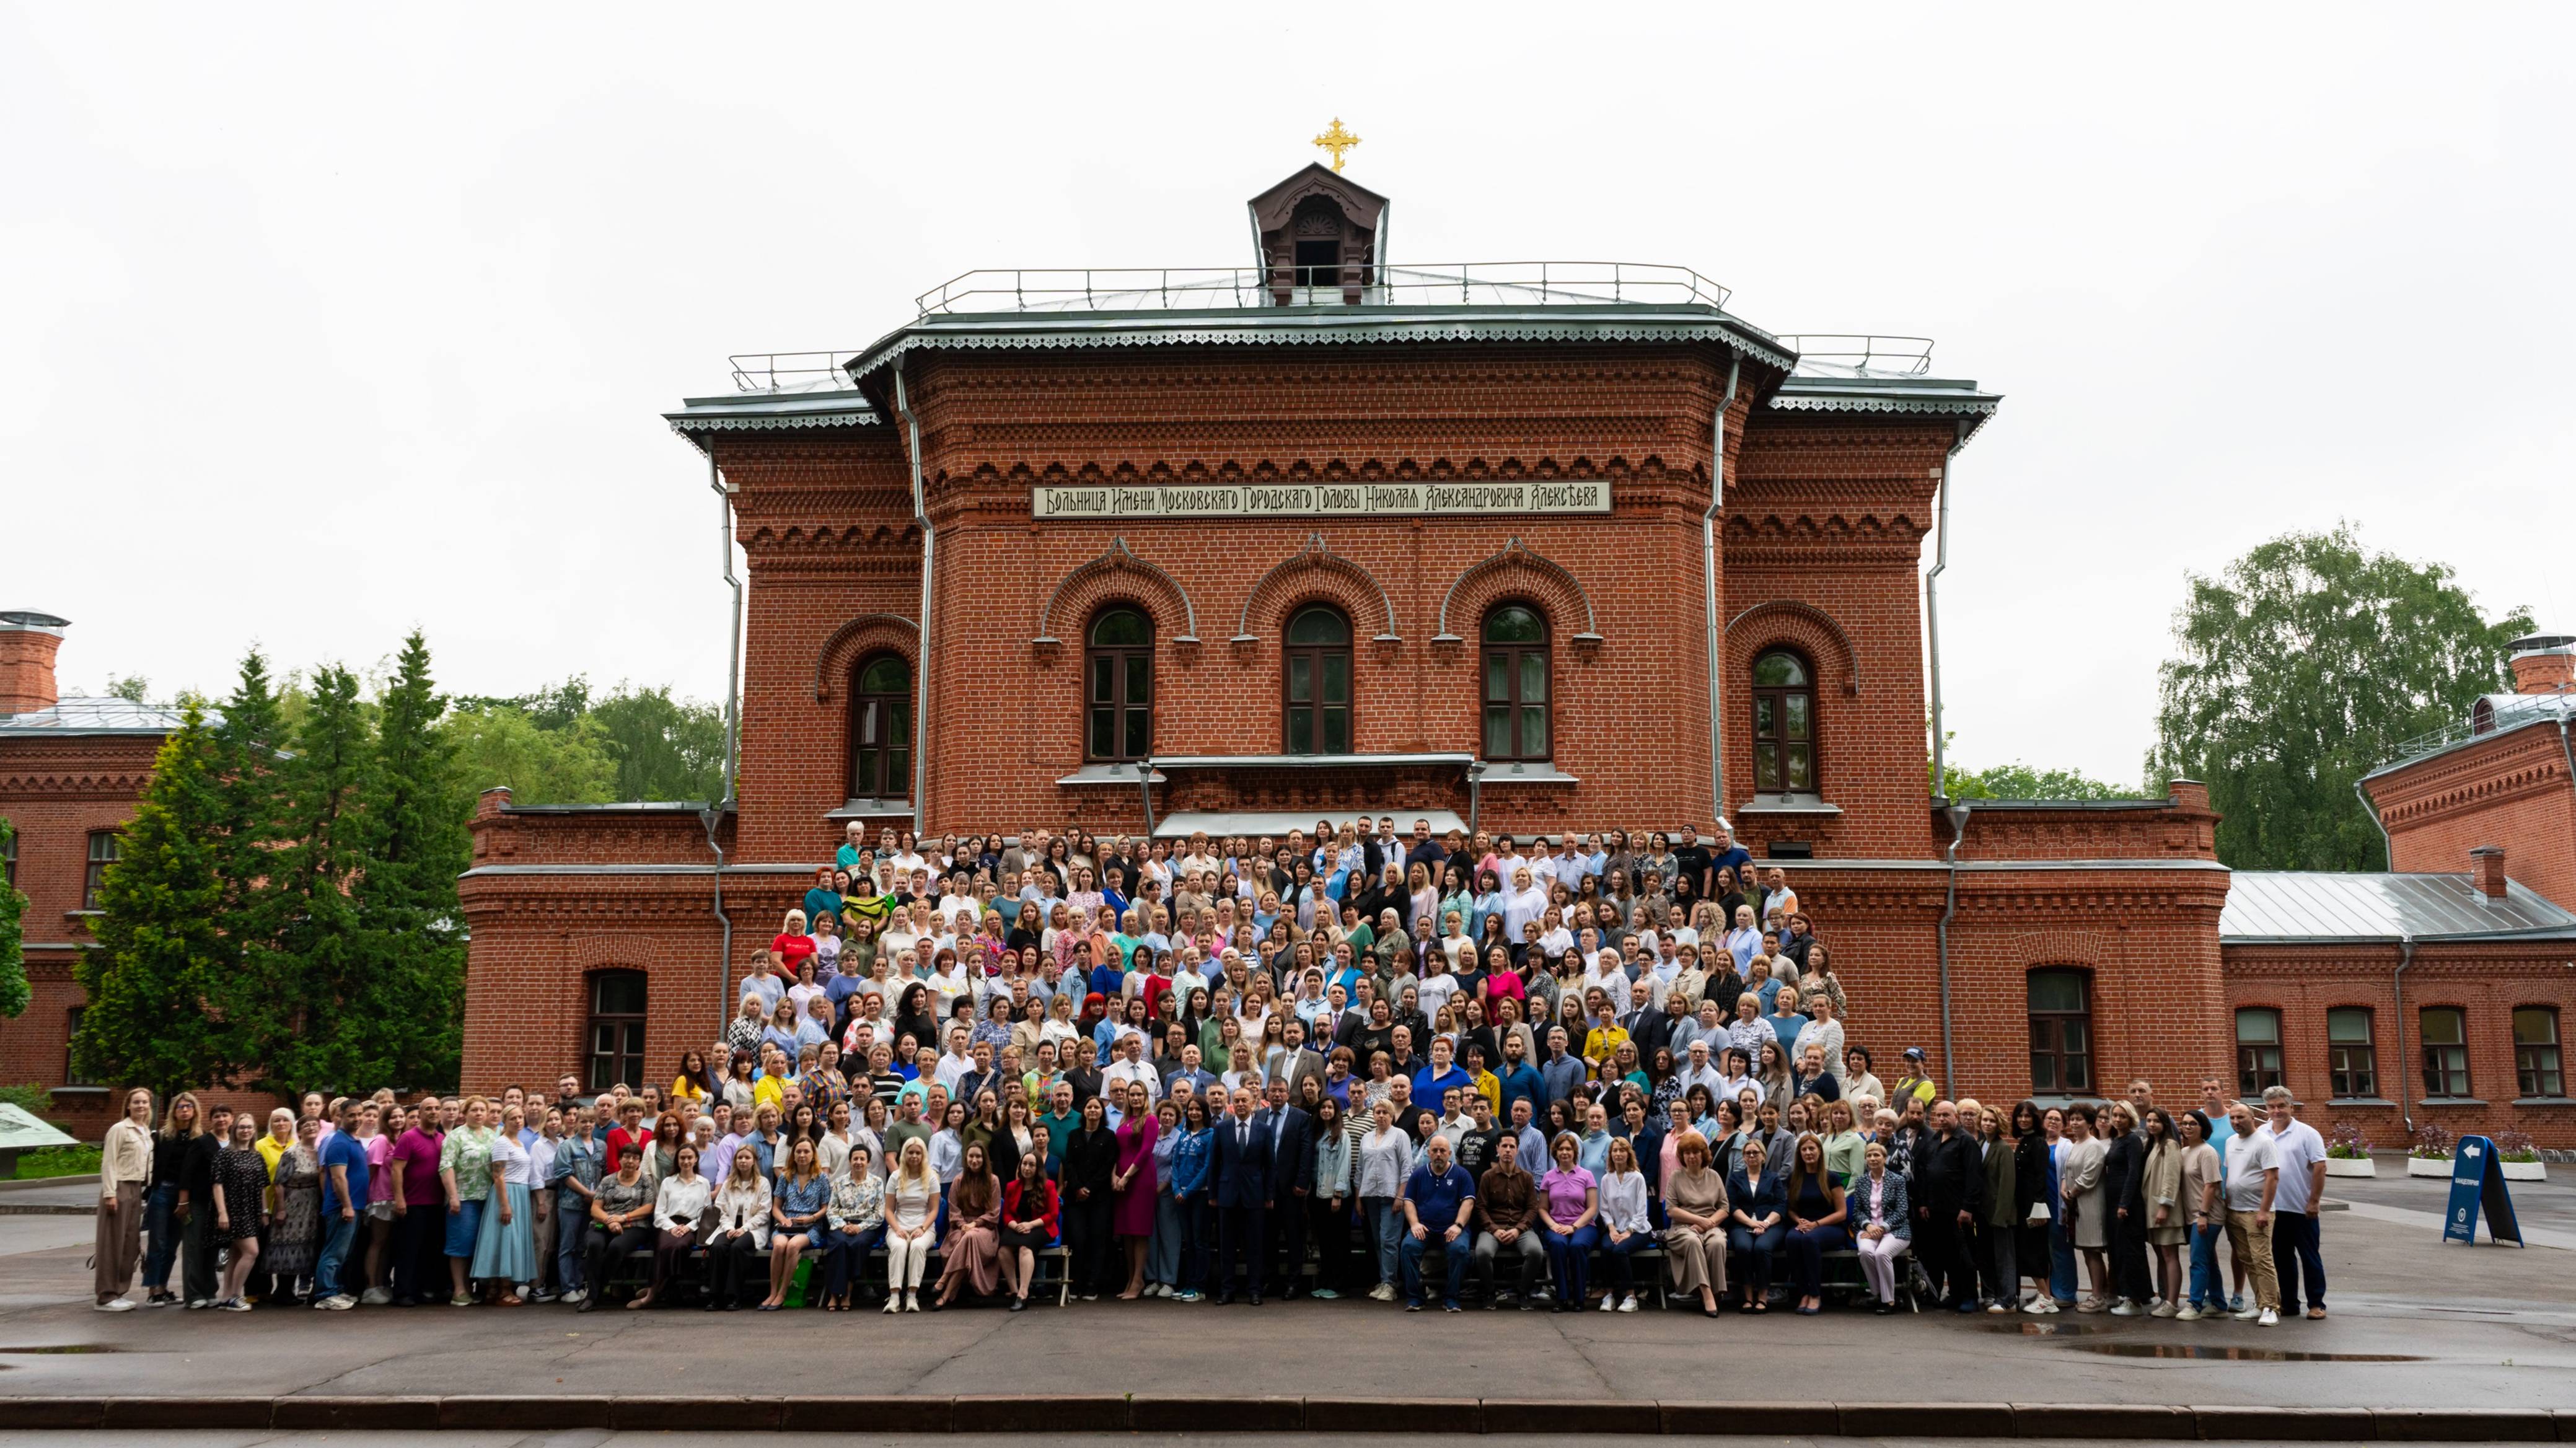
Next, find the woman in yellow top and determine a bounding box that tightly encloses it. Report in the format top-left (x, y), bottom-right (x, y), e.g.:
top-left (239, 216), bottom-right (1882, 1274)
top-left (1581, 990), bottom-right (1629, 1081)
top-left (256, 1107), bottom-right (297, 1177)
top-left (669, 1049), bottom-right (712, 1105)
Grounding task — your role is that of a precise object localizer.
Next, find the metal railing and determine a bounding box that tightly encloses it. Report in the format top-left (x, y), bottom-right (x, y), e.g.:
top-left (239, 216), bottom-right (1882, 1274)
top-left (912, 261), bottom-right (1733, 317)
top-left (728, 351), bottom-right (861, 393)
top-left (1774, 334), bottom-right (1935, 377)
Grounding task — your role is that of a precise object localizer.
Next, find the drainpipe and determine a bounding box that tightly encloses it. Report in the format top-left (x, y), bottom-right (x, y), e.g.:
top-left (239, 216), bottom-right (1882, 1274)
top-left (1467, 760), bottom-right (1487, 835)
top-left (1702, 356), bottom-right (1742, 820)
top-left (2355, 776), bottom-right (2393, 871)
top-left (1927, 421), bottom-right (1968, 799)
top-left (1938, 801), bottom-right (1971, 1099)
top-left (1136, 756), bottom-right (1157, 838)
top-left (894, 364), bottom-right (933, 841)
top-left (2557, 717), bottom-right (2576, 830)
top-left (2393, 934), bottom-right (2416, 1135)
top-left (705, 454), bottom-right (741, 1030)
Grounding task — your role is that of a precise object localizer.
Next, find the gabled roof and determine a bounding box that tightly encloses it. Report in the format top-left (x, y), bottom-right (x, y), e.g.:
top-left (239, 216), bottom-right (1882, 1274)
top-left (1246, 163), bottom-right (1389, 235)
top-left (2220, 871), bottom-right (2576, 944)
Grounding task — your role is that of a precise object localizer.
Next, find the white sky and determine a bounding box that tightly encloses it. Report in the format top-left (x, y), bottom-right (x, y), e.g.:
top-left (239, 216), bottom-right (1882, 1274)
top-left (6, 2), bottom-right (2569, 787)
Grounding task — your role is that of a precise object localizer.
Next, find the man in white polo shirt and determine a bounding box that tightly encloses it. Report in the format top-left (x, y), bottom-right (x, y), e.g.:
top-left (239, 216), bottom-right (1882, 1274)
top-left (2259, 1084), bottom-right (2328, 1320)
top-left (2220, 1100), bottom-right (2282, 1325)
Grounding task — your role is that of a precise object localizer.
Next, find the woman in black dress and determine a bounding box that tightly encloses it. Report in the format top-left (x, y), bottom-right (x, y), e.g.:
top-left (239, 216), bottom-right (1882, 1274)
top-left (211, 1114), bottom-right (269, 1312)
top-left (1058, 1095), bottom-right (1120, 1300)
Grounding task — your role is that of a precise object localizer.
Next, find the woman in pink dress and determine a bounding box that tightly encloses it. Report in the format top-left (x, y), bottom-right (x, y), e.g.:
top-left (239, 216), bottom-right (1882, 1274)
top-left (1111, 1083), bottom-right (1162, 1299)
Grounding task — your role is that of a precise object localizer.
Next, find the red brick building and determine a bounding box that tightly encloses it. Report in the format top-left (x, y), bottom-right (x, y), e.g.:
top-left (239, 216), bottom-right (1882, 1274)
top-left (0, 612), bottom-right (180, 1138)
top-left (459, 167), bottom-right (2240, 1119)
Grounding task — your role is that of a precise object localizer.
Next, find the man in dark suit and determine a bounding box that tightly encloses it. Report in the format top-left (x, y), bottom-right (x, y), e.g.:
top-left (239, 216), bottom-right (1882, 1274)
top-left (1912, 1099), bottom-right (1988, 1312)
top-left (1208, 1086), bottom-right (1274, 1305)
top-left (1260, 1078), bottom-right (1318, 1298)
top-left (1274, 1021), bottom-right (1329, 1105)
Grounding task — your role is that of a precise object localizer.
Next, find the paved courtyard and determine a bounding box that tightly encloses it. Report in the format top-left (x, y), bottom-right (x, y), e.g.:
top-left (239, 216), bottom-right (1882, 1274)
top-left (2, 1170), bottom-right (2572, 1413)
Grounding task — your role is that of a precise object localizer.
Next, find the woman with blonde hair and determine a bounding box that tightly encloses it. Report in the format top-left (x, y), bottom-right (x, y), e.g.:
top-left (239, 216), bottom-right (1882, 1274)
top-left (210, 1110), bottom-right (268, 1312)
top-left (883, 1136), bottom-right (940, 1312)
top-left (437, 1095), bottom-right (498, 1307)
top-left (702, 1143), bottom-right (767, 1310)
top-left (139, 1090), bottom-right (201, 1307)
top-left (470, 1102), bottom-right (536, 1304)
top-left (761, 1136), bottom-right (829, 1310)
top-left (94, 1086), bottom-right (156, 1310)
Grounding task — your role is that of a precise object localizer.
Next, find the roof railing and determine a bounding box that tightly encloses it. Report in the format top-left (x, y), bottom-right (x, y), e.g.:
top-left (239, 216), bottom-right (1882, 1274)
top-left (911, 261), bottom-right (1733, 317)
top-left (728, 351), bottom-right (861, 393)
top-left (1774, 334), bottom-right (1935, 376)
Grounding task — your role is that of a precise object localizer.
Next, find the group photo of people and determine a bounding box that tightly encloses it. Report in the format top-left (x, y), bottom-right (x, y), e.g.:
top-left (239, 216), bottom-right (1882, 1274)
top-left (86, 819), bottom-right (2328, 1326)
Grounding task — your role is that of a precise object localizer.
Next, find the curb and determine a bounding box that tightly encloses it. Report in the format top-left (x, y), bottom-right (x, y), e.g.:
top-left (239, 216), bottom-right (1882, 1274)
top-left (0, 1175), bottom-right (99, 1193)
top-left (0, 1397), bottom-right (2568, 1437)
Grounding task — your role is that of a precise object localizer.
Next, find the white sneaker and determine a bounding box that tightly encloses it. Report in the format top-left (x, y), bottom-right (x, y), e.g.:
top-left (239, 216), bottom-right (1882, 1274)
top-left (2233, 1305), bottom-right (2262, 1320)
top-left (2175, 1305), bottom-right (2202, 1321)
top-left (1599, 1292), bottom-right (1615, 1311)
top-left (2258, 1307), bottom-right (2279, 1326)
top-left (323, 1295), bottom-right (356, 1310)
top-left (2021, 1297), bottom-right (2049, 1314)
top-left (1615, 1295), bottom-right (1638, 1313)
top-left (2150, 1301), bottom-right (2177, 1318)
top-left (359, 1287), bottom-right (393, 1305)
top-left (1985, 1301), bottom-right (2008, 1314)
top-left (881, 1296), bottom-right (900, 1315)
top-left (1369, 1282), bottom-right (1396, 1302)
top-left (94, 1299), bottom-right (135, 1312)
top-left (2109, 1299), bottom-right (2143, 1317)
top-left (559, 1289), bottom-right (586, 1305)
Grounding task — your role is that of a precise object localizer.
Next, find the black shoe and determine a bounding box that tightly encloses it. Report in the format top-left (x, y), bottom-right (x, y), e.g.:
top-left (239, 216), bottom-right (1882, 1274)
top-left (1484, 1299), bottom-right (1497, 1310)
top-left (1873, 1301), bottom-right (1895, 1315)
top-left (1009, 1297), bottom-right (1027, 1312)
top-left (1217, 1294), bottom-right (1236, 1306)
top-left (1248, 1294), bottom-right (1262, 1307)
top-left (703, 1299), bottom-right (719, 1312)
top-left (724, 1300), bottom-right (740, 1311)
top-left (578, 1299), bottom-right (597, 1314)
top-left (925, 1295), bottom-right (943, 1312)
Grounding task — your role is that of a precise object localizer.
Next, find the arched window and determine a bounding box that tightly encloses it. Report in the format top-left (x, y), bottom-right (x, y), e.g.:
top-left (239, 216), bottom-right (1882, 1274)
top-left (1086, 607), bottom-right (1154, 761)
top-left (848, 653), bottom-right (912, 800)
top-left (1481, 603), bottom-right (1550, 761)
top-left (1283, 605), bottom-right (1352, 755)
top-left (586, 970), bottom-right (647, 1092)
top-left (1749, 649), bottom-right (1817, 794)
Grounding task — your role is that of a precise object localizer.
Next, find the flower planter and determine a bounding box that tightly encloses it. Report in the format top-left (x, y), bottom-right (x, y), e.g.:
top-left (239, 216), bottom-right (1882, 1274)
top-left (2406, 1155), bottom-right (2453, 1177)
top-left (2324, 1155), bottom-right (2377, 1178)
top-left (2501, 1159), bottom-right (2546, 1182)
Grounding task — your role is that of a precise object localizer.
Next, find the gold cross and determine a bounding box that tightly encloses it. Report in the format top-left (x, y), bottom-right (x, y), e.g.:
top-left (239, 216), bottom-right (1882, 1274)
top-left (1311, 118), bottom-right (1360, 173)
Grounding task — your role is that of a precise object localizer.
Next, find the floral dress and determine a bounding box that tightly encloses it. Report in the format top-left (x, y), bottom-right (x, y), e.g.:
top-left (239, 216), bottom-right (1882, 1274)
top-left (265, 1145), bottom-right (324, 1278)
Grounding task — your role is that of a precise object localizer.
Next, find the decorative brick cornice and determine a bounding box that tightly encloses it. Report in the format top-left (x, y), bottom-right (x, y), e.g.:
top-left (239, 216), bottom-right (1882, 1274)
top-left (1034, 538), bottom-right (1202, 662)
top-left (1433, 538), bottom-right (1601, 659)
top-left (1233, 533), bottom-right (1399, 657)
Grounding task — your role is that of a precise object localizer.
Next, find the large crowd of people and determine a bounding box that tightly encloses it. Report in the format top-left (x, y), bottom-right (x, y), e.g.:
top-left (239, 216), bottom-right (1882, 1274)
top-left (85, 818), bottom-right (2331, 1326)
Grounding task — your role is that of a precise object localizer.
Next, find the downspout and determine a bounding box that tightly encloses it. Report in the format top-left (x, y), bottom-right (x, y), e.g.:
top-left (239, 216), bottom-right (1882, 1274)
top-left (1136, 757), bottom-right (1156, 838)
top-left (2393, 934), bottom-right (2416, 1135)
top-left (2355, 776), bottom-right (2393, 871)
top-left (2557, 717), bottom-right (2576, 835)
top-left (705, 453), bottom-right (741, 1031)
top-left (894, 364), bottom-right (933, 841)
top-left (1702, 355), bottom-right (1742, 820)
top-left (1938, 801), bottom-right (1971, 1099)
top-left (1467, 760), bottom-right (1487, 836)
top-left (1927, 421), bottom-right (1968, 799)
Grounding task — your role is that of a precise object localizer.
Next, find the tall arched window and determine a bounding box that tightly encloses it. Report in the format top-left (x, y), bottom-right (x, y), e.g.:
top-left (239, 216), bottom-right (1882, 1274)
top-left (1086, 607), bottom-right (1154, 761)
top-left (1283, 605), bottom-right (1352, 754)
top-left (1482, 603), bottom-right (1550, 761)
top-left (848, 653), bottom-right (912, 800)
top-left (1749, 649), bottom-right (1816, 794)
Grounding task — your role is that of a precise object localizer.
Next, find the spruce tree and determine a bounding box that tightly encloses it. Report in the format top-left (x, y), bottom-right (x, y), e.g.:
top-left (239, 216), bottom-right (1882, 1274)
top-left (73, 706), bottom-right (248, 1097)
top-left (247, 663), bottom-right (377, 1094)
top-left (0, 818), bottom-right (27, 1020)
top-left (353, 631), bottom-right (470, 1090)
top-left (209, 649), bottom-right (289, 928)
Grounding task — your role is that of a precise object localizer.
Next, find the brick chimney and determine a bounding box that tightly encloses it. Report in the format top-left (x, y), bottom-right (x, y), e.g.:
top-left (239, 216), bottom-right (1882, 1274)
top-left (2470, 845), bottom-right (2508, 901)
top-left (2507, 634), bottom-right (2575, 696)
top-left (0, 611), bottom-right (69, 717)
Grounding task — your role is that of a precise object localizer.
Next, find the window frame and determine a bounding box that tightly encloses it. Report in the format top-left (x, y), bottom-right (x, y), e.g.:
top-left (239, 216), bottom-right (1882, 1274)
top-left (2027, 968), bottom-right (2094, 1095)
top-left (1083, 607), bottom-right (1154, 763)
top-left (1748, 647), bottom-right (1819, 795)
top-left (63, 1006), bottom-right (95, 1088)
top-left (82, 830), bottom-right (119, 911)
top-left (585, 970), bottom-right (648, 1094)
top-left (2419, 1005), bottom-right (2471, 1099)
top-left (2514, 1007), bottom-right (2564, 1099)
top-left (2235, 1006), bottom-right (2284, 1098)
top-left (1479, 602), bottom-right (1552, 763)
top-left (1, 822), bottom-right (15, 889)
top-left (2326, 1006), bottom-right (2378, 1100)
top-left (1281, 605), bottom-right (1353, 756)
top-left (847, 652), bottom-right (913, 801)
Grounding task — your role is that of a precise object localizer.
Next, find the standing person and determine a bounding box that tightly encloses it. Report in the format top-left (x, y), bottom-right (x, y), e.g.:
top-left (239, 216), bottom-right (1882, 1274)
top-left (2101, 1101), bottom-right (2150, 1315)
top-left (2259, 1086), bottom-right (2329, 1320)
top-left (2010, 1101), bottom-right (2053, 1312)
top-left (93, 1086), bottom-right (155, 1310)
top-left (2140, 1107), bottom-right (2186, 1315)
top-left (1912, 1100), bottom-right (1985, 1313)
top-left (2059, 1104), bottom-right (2111, 1310)
top-left (384, 1100), bottom-right (442, 1306)
top-left (470, 1104), bottom-right (537, 1305)
top-left (1973, 1103), bottom-right (2018, 1312)
top-left (548, 1105), bottom-right (600, 1305)
top-left (1261, 1077), bottom-right (1317, 1297)
top-left (1208, 1085), bottom-right (1275, 1305)
top-left (266, 1117), bottom-right (325, 1304)
top-left (1851, 1141), bottom-right (1911, 1314)
top-left (1169, 1096), bottom-right (1220, 1302)
top-left (358, 1102), bottom-right (402, 1304)
top-left (881, 1138), bottom-right (940, 1312)
top-left (1058, 1095), bottom-right (1119, 1301)
top-left (436, 1096), bottom-right (498, 1307)
top-left (2221, 1100), bottom-right (2282, 1325)
top-left (2174, 1110), bottom-right (2225, 1320)
top-left (210, 1112), bottom-right (269, 1312)
top-left (141, 1091), bottom-right (201, 1308)
top-left (180, 1103), bottom-right (235, 1309)
top-left (1143, 1099), bottom-right (1187, 1299)
top-left (311, 1099), bottom-right (371, 1310)
top-left (1355, 1098), bottom-right (1411, 1301)
top-left (1111, 1087), bottom-right (1162, 1299)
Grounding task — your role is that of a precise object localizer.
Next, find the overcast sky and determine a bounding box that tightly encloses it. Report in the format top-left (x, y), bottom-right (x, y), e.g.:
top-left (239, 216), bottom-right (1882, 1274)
top-left (6, 3), bottom-right (2568, 786)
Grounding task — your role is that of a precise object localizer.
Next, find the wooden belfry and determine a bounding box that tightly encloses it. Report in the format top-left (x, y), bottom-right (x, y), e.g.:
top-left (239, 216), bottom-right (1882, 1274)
top-left (1248, 164), bottom-right (1388, 305)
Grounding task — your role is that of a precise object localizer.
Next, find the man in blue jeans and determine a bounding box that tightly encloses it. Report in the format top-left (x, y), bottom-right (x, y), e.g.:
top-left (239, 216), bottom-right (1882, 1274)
top-left (310, 1099), bottom-right (369, 1309)
top-left (1399, 1134), bottom-right (1477, 1312)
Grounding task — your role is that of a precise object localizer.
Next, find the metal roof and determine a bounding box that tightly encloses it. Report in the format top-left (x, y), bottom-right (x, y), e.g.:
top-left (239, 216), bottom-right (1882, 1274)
top-left (1154, 808), bottom-right (1467, 841)
top-left (664, 389), bottom-right (879, 457)
top-left (0, 696), bottom-right (195, 737)
top-left (2220, 871), bottom-right (2576, 943)
top-left (2364, 690), bottom-right (2575, 779)
top-left (0, 610), bottom-right (69, 632)
top-left (1771, 372), bottom-right (2002, 442)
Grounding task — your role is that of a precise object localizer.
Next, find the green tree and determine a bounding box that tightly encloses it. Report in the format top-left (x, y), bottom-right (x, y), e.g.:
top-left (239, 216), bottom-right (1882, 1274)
top-left (0, 818), bottom-right (26, 1020)
top-left (246, 664), bottom-right (377, 1094)
top-left (441, 704), bottom-right (617, 805)
top-left (1932, 732), bottom-right (2138, 801)
top-left (2148, 526), bottom-right (2531, 869)
top-left (209, 650), bottom-right (291, 925)
top-left (73, 706), bottom-right (252, 1097)
top-left (348, 632), bottom-right (470, 1090)
top-left (591, 685), bottom-right (727, 802)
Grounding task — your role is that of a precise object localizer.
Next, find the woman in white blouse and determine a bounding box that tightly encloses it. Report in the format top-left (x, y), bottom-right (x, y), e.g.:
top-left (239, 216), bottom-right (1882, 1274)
top-left (1596, 1135), bottom-right (1651, 1313)
top-left (636, 1143), bottom-right (711, 1312)
top-left (883, 1137), bottom-right (941, 1313)
top-left (701, 1144), bottom-right (769, 1311)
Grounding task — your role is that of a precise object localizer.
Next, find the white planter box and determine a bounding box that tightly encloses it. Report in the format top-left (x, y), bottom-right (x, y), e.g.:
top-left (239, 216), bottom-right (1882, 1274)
top-left (2324, 1156), bottom-right (2377, 1177)
top-left (2406, 1156), bottom-right (2453, 1178)
top-left (2501, 1159), bottom-right (2546, 1182)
